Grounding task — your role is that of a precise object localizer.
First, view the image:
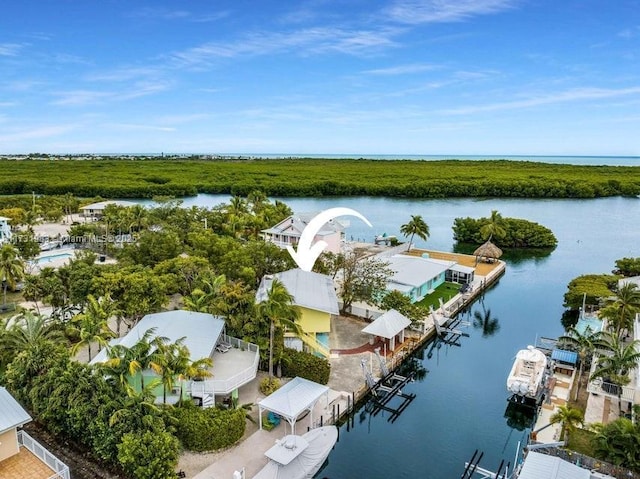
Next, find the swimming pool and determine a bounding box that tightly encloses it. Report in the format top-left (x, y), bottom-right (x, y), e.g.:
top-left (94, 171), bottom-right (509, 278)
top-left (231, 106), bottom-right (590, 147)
top-left (575, 314), bottom-right (603, 335)
top-left (33, 251), bottom-right (73, 265)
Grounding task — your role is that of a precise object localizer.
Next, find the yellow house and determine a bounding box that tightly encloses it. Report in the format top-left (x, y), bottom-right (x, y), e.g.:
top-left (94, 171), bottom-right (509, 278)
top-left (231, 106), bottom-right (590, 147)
top-left (257, 269), bottom-right (339, 357)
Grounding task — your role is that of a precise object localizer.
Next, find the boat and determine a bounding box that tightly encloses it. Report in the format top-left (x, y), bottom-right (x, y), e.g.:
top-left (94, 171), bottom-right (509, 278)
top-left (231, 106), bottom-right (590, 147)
top-left (252, 426), bottom-right (338, 479)
top-left (506, 346), bottom-right (548, 400)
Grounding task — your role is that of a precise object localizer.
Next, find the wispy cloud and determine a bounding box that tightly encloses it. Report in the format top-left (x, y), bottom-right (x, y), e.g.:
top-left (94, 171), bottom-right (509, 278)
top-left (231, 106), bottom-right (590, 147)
top-left (0, 43), bottom-right (26, 56)
top-left (50, 81), bottom-right (170, 106)
top-left (439, 86), bottom-right (640, 115)
top-left (169, 27), bottom-right (400, 67)
top-left (363, 63), bottom-right (441, 75)
top-left (0, 124), bottom-right (76, 142)
top-left (386, 0), bottom-right (517, 24)
top-left (105, 123), bottom-right (176, 132)
top-left (129, 7), bottom-right (229, 23)
top-left (618, 26), bottom-right (640, 39)
top-left (156, 113), bottom-right (211, 125)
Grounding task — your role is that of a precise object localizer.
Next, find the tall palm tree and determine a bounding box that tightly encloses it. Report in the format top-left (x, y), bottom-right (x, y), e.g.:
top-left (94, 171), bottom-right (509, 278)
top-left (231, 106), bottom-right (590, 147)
top-left (400, 215), bottom-right (430, 251)
top-left (256, 278), bottom-right (301, 378)
top-left (150, 336), bottom-right (185, 404)
top-left (592, 332), bottom-right (640, 413)
top-left (479, 210), bottom-right (507, 241)
top-left (558, 326), bottom-right (602, 399)
top-left (550, 405), bottom-right (584, 440)
top-left (0, 244), bottom-right (25, 305)
top-left (109, 379), bottom-right (163, 427)
top-left (178, 354), bottom-right (212, 402)
top-left (601, 283), bottom-right (640, 338)
top-left (69, 294), bottom-right (115, 361)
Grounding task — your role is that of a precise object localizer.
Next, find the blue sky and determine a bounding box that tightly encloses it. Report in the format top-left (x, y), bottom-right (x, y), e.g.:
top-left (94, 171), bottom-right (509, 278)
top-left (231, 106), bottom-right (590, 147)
top-left (1, 0), bottom-right (639, 156)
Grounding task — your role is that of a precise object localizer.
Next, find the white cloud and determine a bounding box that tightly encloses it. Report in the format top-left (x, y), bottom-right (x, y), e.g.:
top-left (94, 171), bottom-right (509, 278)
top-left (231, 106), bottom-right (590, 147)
top-left (51, 90), bottom-right (112, 106)
top-left (105, 123), bottom-right (176, 132)
top-left (0, 43), bottom-right (26, 56)
top-left (439, 86), bottom-right (640, 115)
top-left (0, 125), bottom-right (76, 142)
top-left (363, 63), bottom-right (441, 75)
top-left (129, 7), bottom-right (229, 23)
top-left (386, 0), bottom-right (517, 24)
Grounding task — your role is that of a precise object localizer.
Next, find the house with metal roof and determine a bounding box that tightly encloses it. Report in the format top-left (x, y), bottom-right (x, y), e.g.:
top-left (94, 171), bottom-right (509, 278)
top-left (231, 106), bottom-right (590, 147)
top-left (257, 269), bottom-right (339, 358)
top-left (261, 212), bottom-right (347, 254)
top-left (80, 200), bottom-right (136, 219)
top-left (90, 310), bottom-right (259, 407)
top-left (0, 387), bottom-right (69, 479)
top-left (386, 254), bottom-right (457, 303)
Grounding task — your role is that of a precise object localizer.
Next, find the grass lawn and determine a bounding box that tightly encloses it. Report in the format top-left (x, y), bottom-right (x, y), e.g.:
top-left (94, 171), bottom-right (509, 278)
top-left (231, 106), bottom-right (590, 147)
top-left (567, 428), bottom-right (597, 457)
top-left (415, 282), bottom-right (461, 310)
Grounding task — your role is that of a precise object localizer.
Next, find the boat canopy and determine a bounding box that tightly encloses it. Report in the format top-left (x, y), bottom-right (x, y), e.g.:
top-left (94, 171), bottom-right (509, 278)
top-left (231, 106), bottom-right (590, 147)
top-left (551, 349), bottom-right (578, 365)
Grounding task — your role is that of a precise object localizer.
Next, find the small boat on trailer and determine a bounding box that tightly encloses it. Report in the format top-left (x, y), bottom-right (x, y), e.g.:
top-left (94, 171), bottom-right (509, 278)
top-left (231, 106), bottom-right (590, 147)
top-left (506, 346), bottom-right (549, 408)
top-left (252, 426), bottom-right (338, 479)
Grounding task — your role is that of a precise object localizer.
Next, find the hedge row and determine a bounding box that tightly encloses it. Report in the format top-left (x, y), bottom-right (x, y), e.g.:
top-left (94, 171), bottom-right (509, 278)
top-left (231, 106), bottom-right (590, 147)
top-left (281, 348), bottom-right (331, 385)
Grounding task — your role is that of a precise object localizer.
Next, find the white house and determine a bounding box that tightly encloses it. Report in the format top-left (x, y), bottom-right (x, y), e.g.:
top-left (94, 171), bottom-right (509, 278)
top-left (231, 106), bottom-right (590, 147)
top-left (80, 200), bottom-right (136, 219)
top-left (385, 254), bottom-right (457, 303)
top-left (0, 387), bottom-right (69, 478)
top-left (0, 216), bottom-right (12, 245)
top-left (262, 212), bottom-right (347, 254)
top-left (90, 310), bottom-right (259, 407)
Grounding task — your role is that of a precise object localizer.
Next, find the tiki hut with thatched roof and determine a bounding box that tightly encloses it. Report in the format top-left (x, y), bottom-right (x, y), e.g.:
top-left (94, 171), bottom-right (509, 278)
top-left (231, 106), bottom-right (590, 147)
top-left (473, 240), bottom-right (503, 264)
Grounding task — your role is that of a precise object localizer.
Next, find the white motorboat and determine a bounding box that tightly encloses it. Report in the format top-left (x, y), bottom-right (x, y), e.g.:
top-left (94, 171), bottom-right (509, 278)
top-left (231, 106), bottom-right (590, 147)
top-left (252, 426), bottom-right (338, 479)
top-left (506, 346), bottom-right (547, 399)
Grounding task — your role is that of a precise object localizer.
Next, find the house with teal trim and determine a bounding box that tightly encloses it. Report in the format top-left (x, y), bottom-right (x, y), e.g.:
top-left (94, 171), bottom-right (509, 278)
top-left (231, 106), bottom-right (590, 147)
top-left (386, 254), bottom-right (457, 303)
top-left (90, 310), bottom-right (259, 408)
top-left (257, 269), bottom-right (339, 358)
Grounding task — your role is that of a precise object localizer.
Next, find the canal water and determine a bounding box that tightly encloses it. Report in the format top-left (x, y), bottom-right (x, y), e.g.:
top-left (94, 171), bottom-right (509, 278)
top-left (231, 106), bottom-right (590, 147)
top-left (176, 194), bottom-right (640, 478)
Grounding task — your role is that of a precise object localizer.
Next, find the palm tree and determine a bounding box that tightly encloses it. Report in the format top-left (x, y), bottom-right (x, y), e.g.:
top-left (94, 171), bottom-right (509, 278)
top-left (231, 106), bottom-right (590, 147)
top-left (601, 283), bottom-right (640, 338)
top-left (256, 278), bottom-right (301, 378)
top-left (592, 332), bottom-right (640, 414)
top-left (479, 210), bottom-right (507, 241)
top-left (550, 405), bottom-right (584, 440)
top-left (3, 311), bottom-right (63, 356)
top-left (150, 337), bottom-right (185, 404)
top-left (400, 215), bottom-right (430, 251)
top-left (558, 326), bottom-right (602, 399)
top-left (0, 244), bottom-right (25, 305)
top-left (109, 379), bottom-right (163, 428)
top-left (178, 354), bottom-right (213, 402)
top-left (472, 305), bottom-right (500, 337)
top-left (69, 294), bottom-right (115, 361)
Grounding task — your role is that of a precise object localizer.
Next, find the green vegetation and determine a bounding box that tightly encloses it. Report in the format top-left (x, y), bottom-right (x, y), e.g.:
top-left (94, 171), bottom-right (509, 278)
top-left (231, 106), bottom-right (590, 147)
top-left (452, 214), bottom-right (557, 248)
top-left (415, 282), bottom-right (461, 310)
top-left (563, 274), bottom-right (620, 310)
top-left (173, 404), bottom-right (246, 452)
top-left (614, 257), bottom-right (640, 277)
top-left (566, 428), bottom-right (597, 457)
top-left (281, 348), bottom-right (331, 385)
top-left (592, 418), bottom-right (640, 471)
top-left (260, 377), bottom-right (281, 395)
top-left (1, 158), bottom-right (640, 198)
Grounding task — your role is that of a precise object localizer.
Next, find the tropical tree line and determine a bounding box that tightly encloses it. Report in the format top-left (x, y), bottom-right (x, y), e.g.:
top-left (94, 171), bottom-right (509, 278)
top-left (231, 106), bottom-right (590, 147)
top-left (2, 158), bottom-right (640, 199)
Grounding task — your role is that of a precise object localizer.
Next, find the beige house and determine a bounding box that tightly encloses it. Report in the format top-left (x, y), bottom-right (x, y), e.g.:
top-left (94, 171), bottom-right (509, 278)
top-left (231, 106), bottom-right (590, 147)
top-left (0, 387), bottom-right (69, 479)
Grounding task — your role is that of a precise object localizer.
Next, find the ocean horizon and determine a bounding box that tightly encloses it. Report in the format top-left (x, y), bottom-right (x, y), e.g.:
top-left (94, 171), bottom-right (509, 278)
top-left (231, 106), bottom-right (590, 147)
top-left (47, 153), bottom-right (640, 166)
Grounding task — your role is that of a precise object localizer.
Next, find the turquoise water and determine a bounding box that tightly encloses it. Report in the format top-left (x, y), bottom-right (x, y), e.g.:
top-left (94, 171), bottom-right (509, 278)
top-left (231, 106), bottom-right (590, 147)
top-left (575, 315), bottom-right (603, 336)
top-left (34, 252), bottom-right (72, 265)
top-left (149, 193), bottom-right (640, 478)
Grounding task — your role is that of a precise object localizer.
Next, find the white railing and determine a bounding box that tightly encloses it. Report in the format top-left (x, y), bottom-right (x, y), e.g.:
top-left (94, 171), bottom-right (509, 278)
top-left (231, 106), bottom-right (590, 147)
top-left (17, 430), bottom-right (70, 479)
top-left (587, 377), bottom-right (635, 401)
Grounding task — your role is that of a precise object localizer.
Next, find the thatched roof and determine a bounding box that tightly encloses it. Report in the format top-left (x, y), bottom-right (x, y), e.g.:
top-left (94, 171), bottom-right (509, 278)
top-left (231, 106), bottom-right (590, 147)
top-left (473, 240), bottom-right (503, 259)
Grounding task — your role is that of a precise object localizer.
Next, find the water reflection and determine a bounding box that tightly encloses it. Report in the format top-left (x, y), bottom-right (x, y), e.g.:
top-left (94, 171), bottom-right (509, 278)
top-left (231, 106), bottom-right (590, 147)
top-left (453, 242), bottom-right (555, 266)
top-left (473, 304), bottom-right (501, 338)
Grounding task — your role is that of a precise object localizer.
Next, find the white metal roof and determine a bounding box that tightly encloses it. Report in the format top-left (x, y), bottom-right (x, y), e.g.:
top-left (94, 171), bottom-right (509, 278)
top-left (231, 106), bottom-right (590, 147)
top-left (518, 452), bottom-right (590, 479)
top-left (80, 200), bottom-right (136, 211)
top-left (0, 387), bottom-right (32, 434)
top-left (449, 263), bottom-right (475, 274)
top-left (386, 254), bottom-right (455, 289)
top-left (90, 310), bottom-right (224, 364)
top-left (262, 212), bottom-right (346, 236)
top-left (257, 269), bottom-right (339, 315)
top-left (258, 377), bottom-right (329, 424)
top-left (361, 309), bottom-right (411, 339)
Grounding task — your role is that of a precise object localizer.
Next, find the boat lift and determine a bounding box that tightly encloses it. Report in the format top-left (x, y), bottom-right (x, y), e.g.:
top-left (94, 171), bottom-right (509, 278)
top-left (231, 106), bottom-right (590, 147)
top-left (359, 357), bottom-right (416, 423)
top-left (461, 441), bottom-right (521, 479)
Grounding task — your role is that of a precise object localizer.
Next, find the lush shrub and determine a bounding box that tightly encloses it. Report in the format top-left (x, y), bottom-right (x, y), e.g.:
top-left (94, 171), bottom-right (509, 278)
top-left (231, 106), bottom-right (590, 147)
top-left (260, 376), bottom-right (281, 395)
top-left (280, 348), bottom-right (331, 385)
top-left (117, 430), bottom-right (180, 479)
top-left (452, 216), bottom-right (557, 248)
top-left (563, 274), bottom-right (619, 310)
top-left (173, 404), bottom-right (246, 452)
top-left (614, 257), bottom-right (640, 277)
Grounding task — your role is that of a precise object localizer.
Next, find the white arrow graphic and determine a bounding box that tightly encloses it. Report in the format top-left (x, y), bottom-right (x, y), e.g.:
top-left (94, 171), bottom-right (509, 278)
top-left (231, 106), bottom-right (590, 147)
top-left (287, 207), bottom-right (372, 272)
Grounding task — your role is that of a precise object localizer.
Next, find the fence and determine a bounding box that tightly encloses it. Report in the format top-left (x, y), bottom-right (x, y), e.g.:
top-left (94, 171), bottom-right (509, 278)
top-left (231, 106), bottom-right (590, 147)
top-left (537, 445), bottom-right (640, 479)
top-left (17, 430), bottom-right (70, 479)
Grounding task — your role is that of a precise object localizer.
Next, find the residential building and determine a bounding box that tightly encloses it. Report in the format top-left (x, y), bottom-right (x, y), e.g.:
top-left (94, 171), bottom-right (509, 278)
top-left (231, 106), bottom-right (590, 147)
top-left (257, 269), bottom-right (339, 357)
top-left (90, 310), bottom-right (259, 407)
top-left (80, 200), bottom-right (136, 219)
top-left (0, 216), bottom-right (12, 245)
top-left (0, 387), bottom-right (69, 479)
top-left (385, 254), bottom-right (457, 303)
top-left (261, 212), bottom-right (347, 254)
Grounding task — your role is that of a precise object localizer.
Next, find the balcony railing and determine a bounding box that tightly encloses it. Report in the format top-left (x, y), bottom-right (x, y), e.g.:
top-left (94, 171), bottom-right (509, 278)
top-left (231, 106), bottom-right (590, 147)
top-left (587, 377), bottom-right (636, 402)
top-left (17, 430), bottom-right (70, 479)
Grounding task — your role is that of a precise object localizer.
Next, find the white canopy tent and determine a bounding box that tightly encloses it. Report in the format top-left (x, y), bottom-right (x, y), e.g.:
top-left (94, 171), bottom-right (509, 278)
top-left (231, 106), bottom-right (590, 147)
top-left (361, 309), bottom-right (411, 350)
top-left (258, 377), bottom-right (330, 433)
